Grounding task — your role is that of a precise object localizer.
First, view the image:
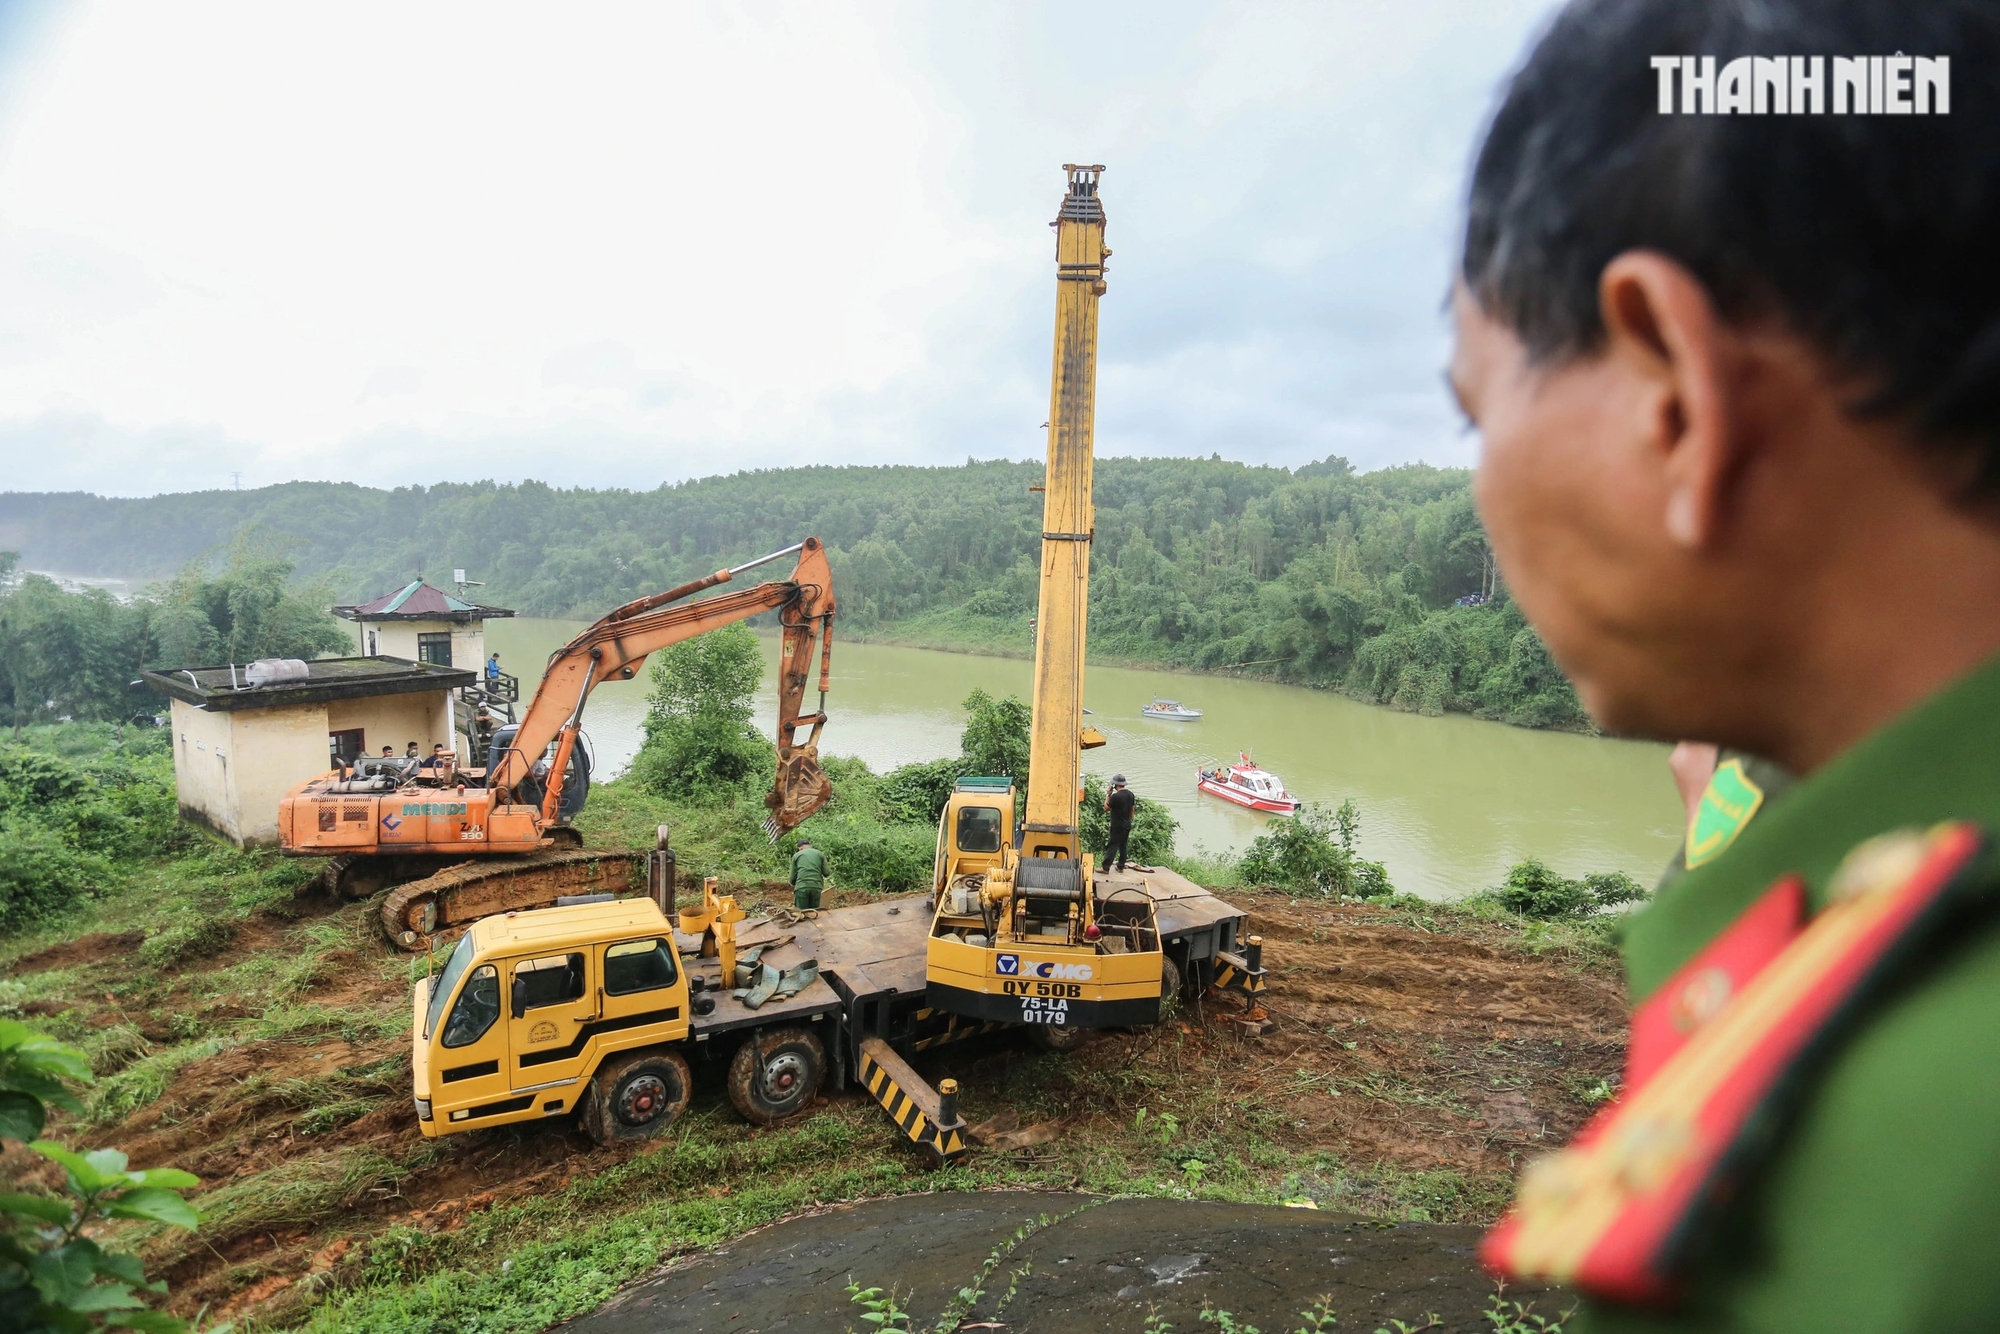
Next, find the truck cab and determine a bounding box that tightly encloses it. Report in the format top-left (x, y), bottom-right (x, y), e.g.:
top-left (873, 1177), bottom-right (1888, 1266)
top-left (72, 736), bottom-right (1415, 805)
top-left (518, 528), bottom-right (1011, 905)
top-left (412, 899), bottom-right (692, 1140)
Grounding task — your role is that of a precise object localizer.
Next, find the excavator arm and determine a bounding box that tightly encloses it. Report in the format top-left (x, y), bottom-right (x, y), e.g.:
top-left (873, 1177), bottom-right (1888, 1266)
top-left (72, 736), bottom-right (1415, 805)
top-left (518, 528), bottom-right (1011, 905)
top-left (489, 537), bottom-right (837, 836)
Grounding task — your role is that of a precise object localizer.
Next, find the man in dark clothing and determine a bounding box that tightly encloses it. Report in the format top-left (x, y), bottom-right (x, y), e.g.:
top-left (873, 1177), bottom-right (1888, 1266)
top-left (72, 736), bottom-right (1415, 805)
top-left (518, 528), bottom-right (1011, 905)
top-left (1102, 775), bottom-right (1136, 873)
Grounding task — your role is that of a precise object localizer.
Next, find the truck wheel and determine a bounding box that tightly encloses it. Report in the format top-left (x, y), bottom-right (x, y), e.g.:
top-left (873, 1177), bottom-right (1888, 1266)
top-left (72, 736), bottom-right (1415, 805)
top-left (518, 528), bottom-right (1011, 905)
top-left (726, 1027), bottom-right (825, 1126)
top-left (1161, 955), bottom-right (1183, 1007)
top-left (584, 1050), bottom-right (692, 1146)
top-left (1029, 1022), bottom-right (1090, 1052)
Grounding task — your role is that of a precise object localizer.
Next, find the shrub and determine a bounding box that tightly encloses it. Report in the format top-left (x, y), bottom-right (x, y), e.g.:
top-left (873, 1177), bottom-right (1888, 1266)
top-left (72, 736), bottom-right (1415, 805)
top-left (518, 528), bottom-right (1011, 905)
top-left (790, 812), bottom-right (935, 893)
top-left (0, 820), bottom-right (105, 933)
top-left (878, 756), bottom-right (968, 826)
top-left (1484, 859), bottom-right (1650, 919)
top-left (0, 1020), bottom-right (206, 1331)
top-left (1236, 798), bottom-right (1392, 899)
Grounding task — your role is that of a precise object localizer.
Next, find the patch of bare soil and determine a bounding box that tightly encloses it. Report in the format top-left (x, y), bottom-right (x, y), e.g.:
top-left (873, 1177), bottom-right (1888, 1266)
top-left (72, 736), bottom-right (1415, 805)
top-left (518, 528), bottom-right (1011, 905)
top-left (11, 930), bottom-right (145, 973)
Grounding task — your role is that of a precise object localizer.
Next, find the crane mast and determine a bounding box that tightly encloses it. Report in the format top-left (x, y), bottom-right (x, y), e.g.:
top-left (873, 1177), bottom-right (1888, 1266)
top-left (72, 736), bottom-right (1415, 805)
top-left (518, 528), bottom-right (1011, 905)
top-left (1022, 164), bottom-right (1111, 864)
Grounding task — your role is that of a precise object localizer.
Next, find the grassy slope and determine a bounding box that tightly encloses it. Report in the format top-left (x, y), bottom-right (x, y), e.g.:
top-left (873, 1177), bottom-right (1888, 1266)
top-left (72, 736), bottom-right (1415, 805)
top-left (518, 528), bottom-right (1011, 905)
top-left (0, 731), bottom-right (1629, 1332)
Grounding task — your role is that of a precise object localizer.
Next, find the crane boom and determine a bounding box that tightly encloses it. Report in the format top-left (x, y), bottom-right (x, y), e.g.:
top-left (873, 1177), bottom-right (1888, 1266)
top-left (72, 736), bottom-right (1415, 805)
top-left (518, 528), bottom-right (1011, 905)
top-left (1021, 164), bottom-right (1111, 862)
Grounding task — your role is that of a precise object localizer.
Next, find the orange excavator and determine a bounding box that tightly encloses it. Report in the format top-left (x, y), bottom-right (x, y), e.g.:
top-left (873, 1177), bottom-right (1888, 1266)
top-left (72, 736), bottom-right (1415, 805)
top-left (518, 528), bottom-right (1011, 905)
top-left (279, 538), bottom-right (837, 947)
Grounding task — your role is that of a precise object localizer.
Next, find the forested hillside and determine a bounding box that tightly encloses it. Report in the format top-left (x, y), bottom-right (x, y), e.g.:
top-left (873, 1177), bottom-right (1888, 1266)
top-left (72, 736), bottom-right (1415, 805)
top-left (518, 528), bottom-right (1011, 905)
top-left (0, 456), bottom-right (1586, 729)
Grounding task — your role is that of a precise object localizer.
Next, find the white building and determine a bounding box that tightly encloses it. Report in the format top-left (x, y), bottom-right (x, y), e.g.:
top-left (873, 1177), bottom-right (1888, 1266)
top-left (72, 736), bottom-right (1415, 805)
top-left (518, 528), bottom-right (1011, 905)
top-left (333, 580), bottom-right (515, 675)
top-left (143, 658), bottom-right (475, 848)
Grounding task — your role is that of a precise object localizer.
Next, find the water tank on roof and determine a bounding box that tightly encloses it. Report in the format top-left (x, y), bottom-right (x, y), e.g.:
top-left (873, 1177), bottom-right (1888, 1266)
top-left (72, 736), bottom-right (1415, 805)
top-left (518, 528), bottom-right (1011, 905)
top-left (244, 658), bottom-right (311, 686)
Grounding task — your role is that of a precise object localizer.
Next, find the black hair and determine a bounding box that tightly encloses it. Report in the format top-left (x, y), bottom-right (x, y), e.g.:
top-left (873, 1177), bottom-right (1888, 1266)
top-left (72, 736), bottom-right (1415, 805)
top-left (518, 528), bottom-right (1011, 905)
top-left (1463, 1), bottom-right (2000, 491)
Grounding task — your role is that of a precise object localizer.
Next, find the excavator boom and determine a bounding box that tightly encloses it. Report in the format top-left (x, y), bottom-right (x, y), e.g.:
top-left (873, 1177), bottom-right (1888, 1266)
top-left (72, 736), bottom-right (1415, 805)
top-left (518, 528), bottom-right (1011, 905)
top-left (491, 536), bottom-right (837, 836)
top-left (280, 537), bottom-right (836, 947)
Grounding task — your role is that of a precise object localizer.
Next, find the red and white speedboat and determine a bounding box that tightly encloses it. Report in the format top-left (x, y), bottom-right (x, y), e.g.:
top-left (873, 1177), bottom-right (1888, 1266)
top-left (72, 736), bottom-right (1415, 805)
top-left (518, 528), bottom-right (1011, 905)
top-left (1197, 754), bottom-right (1301, 813)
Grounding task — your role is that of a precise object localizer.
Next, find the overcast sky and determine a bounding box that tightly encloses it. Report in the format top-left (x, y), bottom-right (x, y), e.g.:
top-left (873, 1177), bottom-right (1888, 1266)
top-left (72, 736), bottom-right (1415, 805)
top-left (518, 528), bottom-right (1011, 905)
top-left (0, 1), bottom-right (1557, 498)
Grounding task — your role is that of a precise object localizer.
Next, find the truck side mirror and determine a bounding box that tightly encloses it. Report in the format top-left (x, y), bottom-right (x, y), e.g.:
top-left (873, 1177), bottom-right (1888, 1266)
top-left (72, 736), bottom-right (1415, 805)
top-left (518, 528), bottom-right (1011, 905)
top-left (510, 974), bottom-right (527, 1020)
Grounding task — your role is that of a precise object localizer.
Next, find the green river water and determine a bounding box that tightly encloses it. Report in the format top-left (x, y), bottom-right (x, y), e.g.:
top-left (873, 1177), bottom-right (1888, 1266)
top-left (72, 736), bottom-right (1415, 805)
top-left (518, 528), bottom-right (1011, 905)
top-left (483, 618), bottom-right (1682, 901)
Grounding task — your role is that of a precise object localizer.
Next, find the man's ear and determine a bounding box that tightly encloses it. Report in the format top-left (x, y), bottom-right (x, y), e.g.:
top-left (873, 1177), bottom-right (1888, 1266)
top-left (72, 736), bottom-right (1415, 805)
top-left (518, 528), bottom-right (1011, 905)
top-left (1598, 251), bottom-right (1738, 549)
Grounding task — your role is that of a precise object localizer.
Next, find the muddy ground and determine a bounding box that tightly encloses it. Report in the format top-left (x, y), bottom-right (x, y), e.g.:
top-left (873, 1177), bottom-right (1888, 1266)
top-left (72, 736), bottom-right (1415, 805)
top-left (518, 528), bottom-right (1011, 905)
top-left (566, 1192), bottom-right (1567, 1334)
top-left (2, 885), bottom-right (1626, 1329)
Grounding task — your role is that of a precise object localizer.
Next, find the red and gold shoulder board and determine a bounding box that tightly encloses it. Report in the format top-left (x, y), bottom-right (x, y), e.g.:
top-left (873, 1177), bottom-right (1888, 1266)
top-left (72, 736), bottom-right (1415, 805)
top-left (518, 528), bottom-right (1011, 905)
top-left (1482, 821), bottom-right (1992, 1307)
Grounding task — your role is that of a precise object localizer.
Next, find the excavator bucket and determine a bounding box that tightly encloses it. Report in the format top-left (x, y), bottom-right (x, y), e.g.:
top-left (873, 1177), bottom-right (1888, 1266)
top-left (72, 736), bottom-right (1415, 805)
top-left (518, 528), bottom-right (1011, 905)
top-left (763, 745), bottom-right (832, 841)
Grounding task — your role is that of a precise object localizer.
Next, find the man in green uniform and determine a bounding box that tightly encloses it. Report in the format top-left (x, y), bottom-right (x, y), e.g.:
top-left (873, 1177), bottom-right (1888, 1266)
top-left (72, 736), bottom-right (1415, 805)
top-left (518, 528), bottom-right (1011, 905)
top-left (1449, 3), bottom-right (2000, 1328)
top-left (789, 839), bottom-right (828, 916)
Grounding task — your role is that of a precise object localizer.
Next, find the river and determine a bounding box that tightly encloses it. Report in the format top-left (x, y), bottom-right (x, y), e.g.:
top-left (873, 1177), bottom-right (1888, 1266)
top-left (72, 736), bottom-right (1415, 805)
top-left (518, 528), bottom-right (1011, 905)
top-left (483, 617), bottom-right (1682, 901)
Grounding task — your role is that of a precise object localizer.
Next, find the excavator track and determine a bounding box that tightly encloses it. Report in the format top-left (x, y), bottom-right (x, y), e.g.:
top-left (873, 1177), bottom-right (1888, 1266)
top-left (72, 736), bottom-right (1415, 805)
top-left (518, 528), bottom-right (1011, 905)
top-left (379, 847), bottom-right (640, 949)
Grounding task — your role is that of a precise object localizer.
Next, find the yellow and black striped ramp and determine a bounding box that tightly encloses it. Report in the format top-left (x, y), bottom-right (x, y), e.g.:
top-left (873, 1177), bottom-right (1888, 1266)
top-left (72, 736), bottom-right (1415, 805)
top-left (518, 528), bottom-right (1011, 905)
top-left (1212, 946), bottom-right (1268, 998)
top-left (858, 1036), bottom-right (967, 1162)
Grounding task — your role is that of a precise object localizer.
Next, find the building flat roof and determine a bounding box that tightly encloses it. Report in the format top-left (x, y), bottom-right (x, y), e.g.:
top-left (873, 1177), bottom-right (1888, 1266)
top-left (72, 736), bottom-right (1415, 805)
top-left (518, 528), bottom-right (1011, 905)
top-left (333, 579), bottom-right (515, 624)
top-left (141, 657), bottom-right (477, 712)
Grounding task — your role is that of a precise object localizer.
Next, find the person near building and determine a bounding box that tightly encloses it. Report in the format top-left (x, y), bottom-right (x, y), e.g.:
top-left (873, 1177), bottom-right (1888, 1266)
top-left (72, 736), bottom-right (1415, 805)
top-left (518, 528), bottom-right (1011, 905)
top-left (1102, 774), bottom-right (1136, 873)
top-left (486, 652), bottom-right (501, 685)
top-left (789, 839), bottom-right (829, 917)
top-left (1455, 4), bottom-right (2000, 1328)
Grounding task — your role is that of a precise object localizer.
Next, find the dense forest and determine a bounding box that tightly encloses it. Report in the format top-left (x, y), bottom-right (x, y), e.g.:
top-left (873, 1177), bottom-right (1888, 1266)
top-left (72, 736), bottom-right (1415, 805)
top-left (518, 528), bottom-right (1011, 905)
top-left (0, 455), bottom-right (1586, 730)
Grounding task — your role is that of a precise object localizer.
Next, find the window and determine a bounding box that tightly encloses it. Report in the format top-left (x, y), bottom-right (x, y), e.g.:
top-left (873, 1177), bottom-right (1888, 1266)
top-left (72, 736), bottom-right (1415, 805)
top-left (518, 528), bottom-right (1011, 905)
top-left (329, 728), bottom-right (365, 766)
top-left (418, 632), bottom-right (453, 667)
top-left (956, 805), bottom-right (1003, 854)
top-left (604, 938), bottom-right (677, 995)
top-left (441, 964), bottom-right (500, 1048)
top-left (513, 953), bottom-right (584, 1011)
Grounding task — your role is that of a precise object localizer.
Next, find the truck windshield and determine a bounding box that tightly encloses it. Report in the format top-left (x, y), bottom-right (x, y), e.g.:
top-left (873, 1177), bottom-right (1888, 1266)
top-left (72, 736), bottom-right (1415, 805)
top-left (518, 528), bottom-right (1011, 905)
top-left (424, 933), bottom-right (476, 1040)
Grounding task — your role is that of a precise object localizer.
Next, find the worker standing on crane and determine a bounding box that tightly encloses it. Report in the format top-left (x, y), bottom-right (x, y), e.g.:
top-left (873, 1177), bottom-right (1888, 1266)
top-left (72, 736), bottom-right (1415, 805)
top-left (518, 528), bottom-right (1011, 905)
top-left (790, 838), bottom-right (829, 917)
top-left (1102, 775), bottom-right (1135, 873)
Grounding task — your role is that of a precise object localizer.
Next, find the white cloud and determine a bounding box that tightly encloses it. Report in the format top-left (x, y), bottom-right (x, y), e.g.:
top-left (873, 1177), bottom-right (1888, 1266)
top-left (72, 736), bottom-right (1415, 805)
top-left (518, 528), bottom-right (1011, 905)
top-left (0, 0), bottom-right (1555, 496)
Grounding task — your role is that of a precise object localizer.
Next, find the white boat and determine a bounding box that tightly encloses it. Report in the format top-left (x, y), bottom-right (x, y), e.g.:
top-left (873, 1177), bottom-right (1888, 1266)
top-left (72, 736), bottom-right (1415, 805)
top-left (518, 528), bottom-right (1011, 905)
top-left (1142, 698), bottom-right (1203, 720)
top-left (1197, 754), bottom-right (1301, 813)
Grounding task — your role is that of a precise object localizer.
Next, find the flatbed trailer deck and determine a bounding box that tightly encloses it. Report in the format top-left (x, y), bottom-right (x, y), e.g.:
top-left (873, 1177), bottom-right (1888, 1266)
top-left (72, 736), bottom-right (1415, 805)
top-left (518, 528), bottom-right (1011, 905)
top-left (693, 867), bottom-right (1264, 1160)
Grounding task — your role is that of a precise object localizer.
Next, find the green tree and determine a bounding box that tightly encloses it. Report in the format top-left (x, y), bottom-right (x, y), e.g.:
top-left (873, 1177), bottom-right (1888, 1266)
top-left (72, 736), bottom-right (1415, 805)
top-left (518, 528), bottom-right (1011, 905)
top-left (631, 621), bottom-right (775, 800)
top-left (143, 538), bottom-right (349, 669)
top-left (959, 689), bottom-right (1030, 781)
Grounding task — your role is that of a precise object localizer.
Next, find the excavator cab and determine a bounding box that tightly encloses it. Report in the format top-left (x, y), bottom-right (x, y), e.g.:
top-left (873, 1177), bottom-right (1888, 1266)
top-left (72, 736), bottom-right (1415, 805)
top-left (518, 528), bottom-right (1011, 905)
top-left (486, 724), bottom-right (591, 824)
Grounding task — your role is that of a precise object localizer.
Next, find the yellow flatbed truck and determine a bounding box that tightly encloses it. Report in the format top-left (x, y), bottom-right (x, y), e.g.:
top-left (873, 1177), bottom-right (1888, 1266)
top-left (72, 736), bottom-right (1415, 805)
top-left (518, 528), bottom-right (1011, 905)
top-left (413, 864), bottom-right (1262, 1156)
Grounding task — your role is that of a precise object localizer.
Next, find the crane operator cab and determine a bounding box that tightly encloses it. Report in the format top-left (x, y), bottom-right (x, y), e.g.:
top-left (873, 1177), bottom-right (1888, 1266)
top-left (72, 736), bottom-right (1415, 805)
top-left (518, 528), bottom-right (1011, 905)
top-left (925, 777), bottom-right (1165, 1035)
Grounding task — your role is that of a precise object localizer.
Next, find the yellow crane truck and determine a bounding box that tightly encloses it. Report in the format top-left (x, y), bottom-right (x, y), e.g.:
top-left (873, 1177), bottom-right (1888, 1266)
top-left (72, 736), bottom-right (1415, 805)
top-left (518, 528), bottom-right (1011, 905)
top-left (924, 166), bottom-right (1266, 1043)
top-left (408, 165), bottom-right (1265, 1160)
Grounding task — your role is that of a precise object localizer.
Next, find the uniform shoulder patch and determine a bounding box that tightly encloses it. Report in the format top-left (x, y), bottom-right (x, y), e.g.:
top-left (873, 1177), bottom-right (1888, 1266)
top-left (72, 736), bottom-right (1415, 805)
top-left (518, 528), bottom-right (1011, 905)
top-left (1482, 821), bottom-right (1993, 1307)
top-left (1685, 758), bottom-right (1765, 870)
